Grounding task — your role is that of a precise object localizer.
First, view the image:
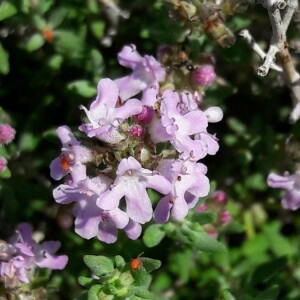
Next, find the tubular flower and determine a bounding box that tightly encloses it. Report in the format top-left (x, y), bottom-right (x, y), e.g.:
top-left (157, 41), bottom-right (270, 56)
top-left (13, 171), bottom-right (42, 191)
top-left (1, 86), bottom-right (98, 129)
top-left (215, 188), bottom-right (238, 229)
top-left (149, 89), bottom-right (219, 161)
top-left (267, 171), bottom-right (300, 210)
top-left (115, 44), bottom-right (166, 101)
top-left (50, 126), bottom-right (91, 183)
top-left (154, 159), bottom-right (210, 223)
top-left (0, 223), bottom-right (68, 289)
top-left (79, 78), bottom-right (143, 144)
top-left (53, 176), bottom-right (140, 243)
top-left (97, 156), bottom-right (172, 224)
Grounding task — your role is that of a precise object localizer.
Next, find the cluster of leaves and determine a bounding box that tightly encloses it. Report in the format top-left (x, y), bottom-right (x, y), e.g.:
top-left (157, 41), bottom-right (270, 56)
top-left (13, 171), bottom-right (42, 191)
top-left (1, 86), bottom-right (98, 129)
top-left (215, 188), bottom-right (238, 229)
top-left (78, 255), bottom-right (161, 300)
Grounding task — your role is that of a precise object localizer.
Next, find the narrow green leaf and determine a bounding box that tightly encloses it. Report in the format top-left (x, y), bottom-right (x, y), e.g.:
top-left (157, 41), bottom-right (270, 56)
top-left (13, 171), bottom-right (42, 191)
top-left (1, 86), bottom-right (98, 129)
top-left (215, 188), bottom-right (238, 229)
top-left (115, 255), bottom-right (126, 269)
top-left (0, 1), bottom-right (17, 21)
top-left (220, 290), bottom-right (236, 300)
top-left (250, 257), bottom-right (287, 286)
top-left (48, 54), bottom-right (63, 70)
top-left (131, 286), bottom-right (154, 299)
top-left (0, 167), bottom-right (11, 179)
top-left (48, 7), bottom-right (68, 28)
top-left (254, 285), bottom-right (279, 300)
top-left (0, 43), bottom-right (9, 74)
top-left (54, 30), bottom-right (84, 58)
top-left (83, 255), bottom-right (114, 277)
top-left (78, 276), bottom-right (94, 288)
top-left (67, 80), bottom-right (97, 98)
top-left (143, 224), bottom-right (166, 247)
top-left (191, 231), bottom-right (227, 253)
top-left (140, 258), bottom-right (161, 273)
top-left (87, 284), bottom-right (102, 300)
top-left (26, 34), bottom-right (45, 52)
top-left (191, 211), bottom-right (216, 225)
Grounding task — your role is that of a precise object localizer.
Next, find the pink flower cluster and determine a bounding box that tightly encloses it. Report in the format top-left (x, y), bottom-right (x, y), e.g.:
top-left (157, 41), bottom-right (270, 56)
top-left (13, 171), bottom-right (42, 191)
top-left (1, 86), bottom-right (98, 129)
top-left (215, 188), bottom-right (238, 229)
top-left (50, 45), bottom-right (223, 243)
top-left (0, 223), bottom-right (68, 289)
top-left (0, 124), bottom-right (15, 173)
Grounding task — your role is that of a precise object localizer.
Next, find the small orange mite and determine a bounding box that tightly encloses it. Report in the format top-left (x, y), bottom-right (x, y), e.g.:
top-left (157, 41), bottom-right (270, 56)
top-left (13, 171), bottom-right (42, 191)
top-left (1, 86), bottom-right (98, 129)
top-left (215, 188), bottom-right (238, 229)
top-left (43, 27), bottom-right (54, 43)
top-left (60, 155), bottom-right (70, 171)
top-left (130, 252), bottom-right (144, 270)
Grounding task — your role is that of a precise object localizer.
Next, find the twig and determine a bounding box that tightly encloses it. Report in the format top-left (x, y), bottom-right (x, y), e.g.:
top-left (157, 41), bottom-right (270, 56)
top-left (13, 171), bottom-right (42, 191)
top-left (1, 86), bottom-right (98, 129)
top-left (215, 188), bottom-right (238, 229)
top-left (239, 29), bottom-right (283, 72)
top-left (249, 0), bottom-right (300, 122)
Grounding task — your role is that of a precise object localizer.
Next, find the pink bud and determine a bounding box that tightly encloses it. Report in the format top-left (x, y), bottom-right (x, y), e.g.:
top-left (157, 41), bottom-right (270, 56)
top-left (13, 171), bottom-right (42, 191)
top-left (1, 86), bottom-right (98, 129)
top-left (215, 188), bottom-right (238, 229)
top-left (0, 157), bottom-right (7, 172)
top-left (129, 125), bottom-right (144, 137)
top-left (0, 124), bottom-right (15, 145)
top-left (204, 225), bottom-right (218, 239)
top-left (196, 203), bottom-right (207, 212)
top-left (220, 211), bottom-right (231, 224)
top-left (192, 64), bottom-right (216, 87)
top-left (135, 106), bottom-right (155, 124)
top-left (213, 190), bottom-right (228, 204)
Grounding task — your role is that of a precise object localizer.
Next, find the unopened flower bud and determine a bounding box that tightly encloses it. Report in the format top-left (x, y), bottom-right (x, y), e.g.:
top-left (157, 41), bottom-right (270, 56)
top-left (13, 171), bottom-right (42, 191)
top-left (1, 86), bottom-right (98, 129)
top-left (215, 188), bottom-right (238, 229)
top-left (196, 203), bottom-right (207, 212)
top-left (129, 125), bottom-right (144, 137)
top-left (220, 210), bottom-right (231, 224)
top-left (0, 124), bottom-right (15, 145)
top-left (213, 190), bottom-right (228, 204)
top-left (192, 64), bottom-right (216, 86)
top-left (0, 157), bottom-right (7, 172)
top-left (135, 106), bottom-right (155, 124)
top-left (205, 107), bottom-right (223, 123)
top-left (203, 225), bottom-right (218, 239)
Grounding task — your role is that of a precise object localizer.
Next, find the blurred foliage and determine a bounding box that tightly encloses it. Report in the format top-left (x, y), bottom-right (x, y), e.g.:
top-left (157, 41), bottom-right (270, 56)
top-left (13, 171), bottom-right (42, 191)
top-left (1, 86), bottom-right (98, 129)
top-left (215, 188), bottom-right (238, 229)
top-left (1, 0), bottom-right (300, 299)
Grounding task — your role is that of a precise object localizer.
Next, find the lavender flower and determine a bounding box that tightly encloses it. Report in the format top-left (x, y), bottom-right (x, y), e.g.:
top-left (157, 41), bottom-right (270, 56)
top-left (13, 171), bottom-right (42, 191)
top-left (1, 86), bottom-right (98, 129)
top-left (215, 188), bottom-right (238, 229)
top-left (50, 126), bottom-right (91, 183)
top-left (79, 78), bottom-right (143, 144)
top-left (149, 89), bottom-right (218, 161)
top-left (0, 223), bottom-right (68, 289)
top-left (267, 171), bottom-right (300, 210)
top-left (115, 44), bottom-right (166, 101)
top-left (53, 176), bottom-right (140, 243)
top-left (154, 159), bottom-right (210, 223)
top-left (97, 156), bottom-right (172, 224)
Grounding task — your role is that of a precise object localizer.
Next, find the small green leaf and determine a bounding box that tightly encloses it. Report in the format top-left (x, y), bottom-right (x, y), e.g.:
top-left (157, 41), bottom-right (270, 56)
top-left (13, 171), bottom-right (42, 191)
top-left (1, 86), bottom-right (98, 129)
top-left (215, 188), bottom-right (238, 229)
top-left (143, 224), bottom-right (166, 247)
top-left (0, 167), bottom-right (11, 179)
top-left (83, 255), bottom-right (114, 277)
top-left (250, 257), bottom-right (287, 286)
top-left (0, 1), bottom-right (17, 21)
top-left (131, 269), bottom-right (151, 287)
top-left (90, 21), bottom-right (105, 39)
top-left (140, 258), bottom-right (161, 273)
top-left (131, 286), bottom-right (154, 299)
top-left (32, 15), bottom-right (47, 30)
top-left (48, 7), bottom-right (68, 28)
top-left (191, 211), bottom-right (216, 225)
top-left (87, 284), bottom-right (102, 300)
top-left (78, 276), bottom-right (94, 288)
top-left (220, 289), bottom-right (236, 300)
top-left (19, 132), bottom-right (40, 151)
top-left (48, 54), bottom-right (63, 70)
top-left (115, 255), bottom-right (126, 269)
top-left (254, 285), bottom-right (279, 300)
top-left (67, 80), bottom-right (97, 98)
top-left (54, 30), bottom-right (84, 58)
top-left (26, 34), bottom-right (45, 52)
top-left (191, 231), bottom-right (227, 253)
top-left (0, 43), bottom-right (9, 74)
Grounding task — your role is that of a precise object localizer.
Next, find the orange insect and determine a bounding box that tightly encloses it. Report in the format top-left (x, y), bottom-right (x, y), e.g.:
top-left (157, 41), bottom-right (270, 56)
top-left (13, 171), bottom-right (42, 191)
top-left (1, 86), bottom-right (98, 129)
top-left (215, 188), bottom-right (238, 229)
top-left (42, 27), bottom-right (54, 43)
top-left (130, 252), bottom-right (144, 270)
